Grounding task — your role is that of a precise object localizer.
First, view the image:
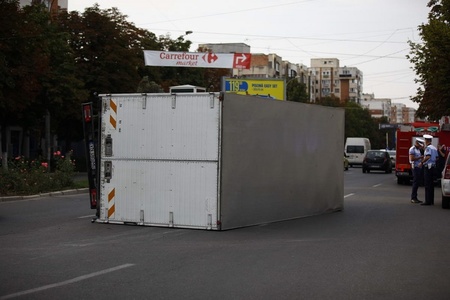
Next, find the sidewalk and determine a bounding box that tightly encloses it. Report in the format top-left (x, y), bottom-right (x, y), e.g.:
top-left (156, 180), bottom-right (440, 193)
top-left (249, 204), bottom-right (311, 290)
top-left (0, 172), bottom-right (89, 202)
top-left (73, 172), bottom-right (88, 183)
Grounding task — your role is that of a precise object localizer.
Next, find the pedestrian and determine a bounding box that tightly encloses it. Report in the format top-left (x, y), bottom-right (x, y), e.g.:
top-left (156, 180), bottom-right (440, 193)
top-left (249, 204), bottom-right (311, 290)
top-left (409, 138), bottom-right (424, 203)
top-left (420, 134), bottom-right (439, 206)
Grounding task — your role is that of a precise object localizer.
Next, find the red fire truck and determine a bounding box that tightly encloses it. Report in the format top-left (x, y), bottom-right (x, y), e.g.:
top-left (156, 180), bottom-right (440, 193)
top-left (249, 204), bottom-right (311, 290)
top-left (395, 118), bottom-right (450, 184)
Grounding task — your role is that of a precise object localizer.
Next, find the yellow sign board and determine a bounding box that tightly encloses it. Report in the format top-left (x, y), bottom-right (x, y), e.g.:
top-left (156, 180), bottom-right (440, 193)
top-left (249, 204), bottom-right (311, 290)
top-left (223, 78), bottom-right (285, 100)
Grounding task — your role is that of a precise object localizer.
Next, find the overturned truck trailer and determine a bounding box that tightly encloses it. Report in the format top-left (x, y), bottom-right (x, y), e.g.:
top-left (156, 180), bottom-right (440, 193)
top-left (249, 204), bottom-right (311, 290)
top-left (88, 92), bottom-right (344, 230)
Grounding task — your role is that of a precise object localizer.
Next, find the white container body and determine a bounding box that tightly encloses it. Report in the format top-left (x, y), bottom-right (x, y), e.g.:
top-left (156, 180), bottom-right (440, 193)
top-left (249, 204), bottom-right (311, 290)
top-left (96, 92), bottom-right (345, 230)
top-left (98, 93), bottom-right (220, 230)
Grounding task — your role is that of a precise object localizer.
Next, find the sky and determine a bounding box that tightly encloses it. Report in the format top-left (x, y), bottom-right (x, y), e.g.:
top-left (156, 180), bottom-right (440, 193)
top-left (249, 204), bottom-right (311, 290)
top-left (69, 0), bottom-right (430, 109)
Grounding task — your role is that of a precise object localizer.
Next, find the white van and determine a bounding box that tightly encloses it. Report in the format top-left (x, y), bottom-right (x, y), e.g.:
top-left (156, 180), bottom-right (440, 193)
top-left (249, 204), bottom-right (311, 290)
top-left (345, 137), bottom-right (371, 167)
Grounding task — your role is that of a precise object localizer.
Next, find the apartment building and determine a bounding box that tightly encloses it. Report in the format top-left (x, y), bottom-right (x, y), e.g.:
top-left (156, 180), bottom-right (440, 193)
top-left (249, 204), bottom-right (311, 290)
top-left (309, 58), bottom-right (363, 103)
top-left (361, 93), bottom-right (392, 122)
top-left (232, 53), bottom-right (284, 78)
top-left (361, 94), bottom-right (420, 124)
top-left (392, 104), bottom-right (417, 123)
top-left (309, 58), bottom-right (339, 102)
top-left (282, 61), bottom-right (309, 85)
top-left (20, 0), bottom-right (68, 13)
top-left (338, 66), bottom-right (363, 103)
top-left (198, 43), bottom-right (250, 55)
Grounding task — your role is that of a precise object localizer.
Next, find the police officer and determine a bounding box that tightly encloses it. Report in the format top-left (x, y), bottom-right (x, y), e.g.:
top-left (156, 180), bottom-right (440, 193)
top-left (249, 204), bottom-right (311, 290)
top-left (420, 134), bottom-right (439, 205)
top-left (409, 138), bottom-right (424, 203)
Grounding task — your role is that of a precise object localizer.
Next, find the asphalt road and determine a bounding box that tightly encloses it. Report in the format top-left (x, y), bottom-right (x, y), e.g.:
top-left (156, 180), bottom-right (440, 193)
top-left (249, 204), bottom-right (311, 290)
top-left (1, 168), bottom-right (450, 299)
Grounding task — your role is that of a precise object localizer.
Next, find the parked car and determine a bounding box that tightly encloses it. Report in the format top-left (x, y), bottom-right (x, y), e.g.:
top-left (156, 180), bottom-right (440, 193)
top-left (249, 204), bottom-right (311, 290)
top-left (362, 150), bottom-right (393, 173)
top-left (380, 149), bottom-right (396, 168)
top-left (441, 153), bottom-right (450, 208)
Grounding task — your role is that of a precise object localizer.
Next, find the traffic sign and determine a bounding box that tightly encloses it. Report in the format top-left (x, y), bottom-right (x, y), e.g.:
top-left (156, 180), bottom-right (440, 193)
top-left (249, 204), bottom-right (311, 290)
top-left (379, 124), bottom-right (398, 129)
top-left (233, 53), bottom-right (251, 69)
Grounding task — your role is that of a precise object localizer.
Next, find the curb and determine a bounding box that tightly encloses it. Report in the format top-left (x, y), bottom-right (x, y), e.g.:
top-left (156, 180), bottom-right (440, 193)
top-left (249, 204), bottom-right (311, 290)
top-left (0, 188), bottom-right (89, 202)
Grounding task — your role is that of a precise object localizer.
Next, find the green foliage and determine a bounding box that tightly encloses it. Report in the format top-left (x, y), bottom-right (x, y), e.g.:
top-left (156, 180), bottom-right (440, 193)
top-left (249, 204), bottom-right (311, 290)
top-left (407, 0), bottom-right (450, 120)
top-left (0, 2), bottom-right (89, 151)
top-left (137, 76), bottom-right (163, 93)
top-left (0, 151), bottom-right (75, 196)
top-left (314, 98), bottom-right (387, 149)
top-left (286, 79), bottom-right (309, 102)
top-left (315, 95), bottom-right (341, 107)
top-left (58, 5), bottom-right (148, 95)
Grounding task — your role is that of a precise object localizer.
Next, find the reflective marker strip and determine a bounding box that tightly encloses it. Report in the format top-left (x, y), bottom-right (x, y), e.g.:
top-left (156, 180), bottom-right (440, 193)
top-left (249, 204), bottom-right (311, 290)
top-left (109, 115), bottom-right (116, 129)
top-left (108, 188), bottom-right (115, 218)
top-left (110, 99), bottom-right (117, 129)
top-left (110, 99), bottom-right (117, 113)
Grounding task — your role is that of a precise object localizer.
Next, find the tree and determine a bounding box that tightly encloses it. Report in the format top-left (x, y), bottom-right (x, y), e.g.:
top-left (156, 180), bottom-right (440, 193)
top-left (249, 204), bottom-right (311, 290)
top-left (137, 76), bottom-right (163, 93)
top-left (0, 1), bottom-right (85, 163)
top-left (286, 79), bottom-right (309, 102)
top-left (343, 102), bottom-right (382, 147)
top-left (59, 5), bottom-right (153, 96)
top-left (407, 0), bottom-right (450, 120)
top-left (0, 1), bottom-right (48, 139)
top-left (315, 95), bottom-right (341, 107)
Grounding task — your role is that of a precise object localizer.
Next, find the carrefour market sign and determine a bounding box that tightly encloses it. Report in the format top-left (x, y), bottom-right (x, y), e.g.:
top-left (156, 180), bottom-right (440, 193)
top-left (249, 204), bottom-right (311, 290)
top-left (143, 50), bottom-right (251, 69)
top-left (222, 78), bottom-right (285, 100)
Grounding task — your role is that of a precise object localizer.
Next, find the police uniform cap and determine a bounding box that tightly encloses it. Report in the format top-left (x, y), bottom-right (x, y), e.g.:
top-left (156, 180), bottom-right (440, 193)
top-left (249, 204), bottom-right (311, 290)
top-left (416, 138), bottom-right (424, 144)
top-left (423, 134), bottom-right (433, 140)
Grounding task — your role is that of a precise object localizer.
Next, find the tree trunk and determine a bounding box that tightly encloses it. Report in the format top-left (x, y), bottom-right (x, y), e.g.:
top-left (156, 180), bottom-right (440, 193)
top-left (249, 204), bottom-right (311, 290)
top-left (1, 125), bottom-right (8, 171)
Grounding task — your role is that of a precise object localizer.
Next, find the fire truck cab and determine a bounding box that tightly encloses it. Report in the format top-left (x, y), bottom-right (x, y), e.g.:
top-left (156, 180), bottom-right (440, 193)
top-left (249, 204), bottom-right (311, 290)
top-left (395, 117), bottom-right (450, 185)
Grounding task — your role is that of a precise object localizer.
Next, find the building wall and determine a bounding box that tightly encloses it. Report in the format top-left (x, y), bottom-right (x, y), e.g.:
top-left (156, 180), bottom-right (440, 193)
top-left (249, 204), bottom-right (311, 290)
top-left (361, 97), bottom-right (392, 122)
top-left (308, 59), bottom-right (363, 104)
top-left (198, 43), bottom-right (250, 54)
top-left (309, 58), bottom-right (339, 102)
top-left (232, 53), bottom-right (268, 78)
top-left (232, 53), bottom-right (283, 78)
top-left (340, 80), bottom-right (350, 100)
top-left (20, 0), bottom-right (67, 10)
top-left (339, 67), bottom-right (363, 103)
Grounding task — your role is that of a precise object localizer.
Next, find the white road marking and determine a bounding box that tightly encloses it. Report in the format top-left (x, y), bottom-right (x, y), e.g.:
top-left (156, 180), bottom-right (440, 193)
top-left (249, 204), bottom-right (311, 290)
top-left (344, 193), bottom-right (355, 198)
top-left (0, 264), bottom-right (135, 299)
top-left (78, 215), bottom-right (96, 219)
top-left (373, 184), bottom-right (382, 187)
